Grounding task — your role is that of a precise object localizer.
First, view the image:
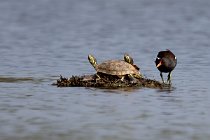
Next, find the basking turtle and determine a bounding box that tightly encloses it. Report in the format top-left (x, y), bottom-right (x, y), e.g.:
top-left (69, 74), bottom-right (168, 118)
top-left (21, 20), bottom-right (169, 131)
top-left (124, 53), bottom-right (140, 70)
top-left (88, 54), bottom-right (142, 81)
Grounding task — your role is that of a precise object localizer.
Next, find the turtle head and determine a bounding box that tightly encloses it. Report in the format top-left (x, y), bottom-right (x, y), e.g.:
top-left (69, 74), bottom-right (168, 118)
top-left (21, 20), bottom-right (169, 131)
top-left (88, 54), bottom-right (97, 68)
top-left (124, 53), bottom-right (134, 65)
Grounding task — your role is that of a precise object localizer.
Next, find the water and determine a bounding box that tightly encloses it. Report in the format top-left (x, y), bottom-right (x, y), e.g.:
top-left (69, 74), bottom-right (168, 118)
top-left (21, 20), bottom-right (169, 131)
top-left (0, 0), bottom-right (210, 140)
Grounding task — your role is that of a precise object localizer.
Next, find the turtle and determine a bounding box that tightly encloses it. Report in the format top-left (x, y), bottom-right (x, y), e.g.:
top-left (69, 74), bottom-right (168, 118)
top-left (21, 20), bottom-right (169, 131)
top-left (124, 53), bottom-right (140, 70)
top-left (88, 54), bottom-right (142, 81)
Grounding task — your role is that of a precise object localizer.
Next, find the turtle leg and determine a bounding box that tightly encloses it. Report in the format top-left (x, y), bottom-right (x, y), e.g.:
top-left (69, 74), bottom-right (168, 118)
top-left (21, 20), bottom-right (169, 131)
top-left (160, 72), bottom-right (164, 83)
top-left (134, 73), bottom-right (142, 79)
top-left (167, 72), bottom-right (172, 85)
top-left (128, 74), bottom-right (138, 84)
top-left (120, 76), bottom-right (125, 81)
top-left (95, 73), bottom-right (101, 82)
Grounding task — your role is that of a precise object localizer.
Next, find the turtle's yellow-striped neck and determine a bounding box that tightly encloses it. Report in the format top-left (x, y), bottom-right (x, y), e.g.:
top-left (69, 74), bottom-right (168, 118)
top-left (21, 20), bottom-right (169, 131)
top-left (88, 54), bottom-right (98, 69)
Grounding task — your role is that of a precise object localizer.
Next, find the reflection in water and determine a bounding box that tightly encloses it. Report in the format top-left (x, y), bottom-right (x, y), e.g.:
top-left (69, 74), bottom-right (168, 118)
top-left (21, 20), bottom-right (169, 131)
top-left (93, 87), bottom-right (142, 93)
top-left (0, 77), bottom-right (43, 83)
top-left (156, 85), bottom-right (176, 93)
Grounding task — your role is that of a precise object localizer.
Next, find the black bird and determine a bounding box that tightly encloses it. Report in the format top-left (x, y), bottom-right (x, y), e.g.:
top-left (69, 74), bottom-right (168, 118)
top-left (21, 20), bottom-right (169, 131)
top-left (155, 49), bottom-right (177, 84)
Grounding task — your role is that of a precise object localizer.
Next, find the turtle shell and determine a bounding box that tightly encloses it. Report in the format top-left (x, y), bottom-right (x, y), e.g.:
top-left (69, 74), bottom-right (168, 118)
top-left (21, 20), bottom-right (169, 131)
top-left (96, 60), bottom-right (140, 76)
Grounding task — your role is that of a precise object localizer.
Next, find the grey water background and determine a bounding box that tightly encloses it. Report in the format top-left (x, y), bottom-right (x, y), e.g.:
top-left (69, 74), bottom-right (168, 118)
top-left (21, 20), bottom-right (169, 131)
top-left (0, 0), bottom-right (210, 140)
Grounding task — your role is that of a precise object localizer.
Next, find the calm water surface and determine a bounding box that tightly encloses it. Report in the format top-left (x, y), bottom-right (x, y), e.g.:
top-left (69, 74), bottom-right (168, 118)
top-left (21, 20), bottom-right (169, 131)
top-left (0, 0), bottom-right (210, 140)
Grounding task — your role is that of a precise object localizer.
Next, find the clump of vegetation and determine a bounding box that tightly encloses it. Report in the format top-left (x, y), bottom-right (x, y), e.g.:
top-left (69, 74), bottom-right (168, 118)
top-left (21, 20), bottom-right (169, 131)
top-left (52, 74), bottom-right (166, 89)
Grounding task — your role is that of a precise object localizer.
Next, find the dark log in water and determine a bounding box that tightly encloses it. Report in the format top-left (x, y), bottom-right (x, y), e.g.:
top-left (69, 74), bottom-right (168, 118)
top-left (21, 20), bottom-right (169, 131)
top-left (52, 74), bottom-right (168, 89)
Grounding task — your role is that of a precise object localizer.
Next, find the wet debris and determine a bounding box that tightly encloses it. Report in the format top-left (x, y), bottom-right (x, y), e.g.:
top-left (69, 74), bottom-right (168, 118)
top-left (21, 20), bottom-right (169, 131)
top-left (52, 74), bottom-right (167, 89)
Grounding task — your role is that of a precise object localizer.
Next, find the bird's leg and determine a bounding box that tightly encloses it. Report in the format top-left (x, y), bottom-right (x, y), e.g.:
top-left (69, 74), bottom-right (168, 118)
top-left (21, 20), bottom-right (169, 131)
top-left (167, 72), bottom-right (172, 85)
top-left (160, 72), bottom-right (164, 83)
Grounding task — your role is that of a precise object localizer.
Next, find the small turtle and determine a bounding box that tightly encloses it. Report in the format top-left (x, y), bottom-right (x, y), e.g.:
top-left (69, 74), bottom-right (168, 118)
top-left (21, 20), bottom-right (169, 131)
top-left (124, 53), bottom-right (140, 70)
top-left (88, 54), bottom-right (142, 81)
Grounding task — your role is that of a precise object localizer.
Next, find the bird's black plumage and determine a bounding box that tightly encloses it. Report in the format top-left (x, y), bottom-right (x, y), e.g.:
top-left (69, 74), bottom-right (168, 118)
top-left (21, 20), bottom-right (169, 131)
top-left (155, 49), bottom-right (177, 84)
